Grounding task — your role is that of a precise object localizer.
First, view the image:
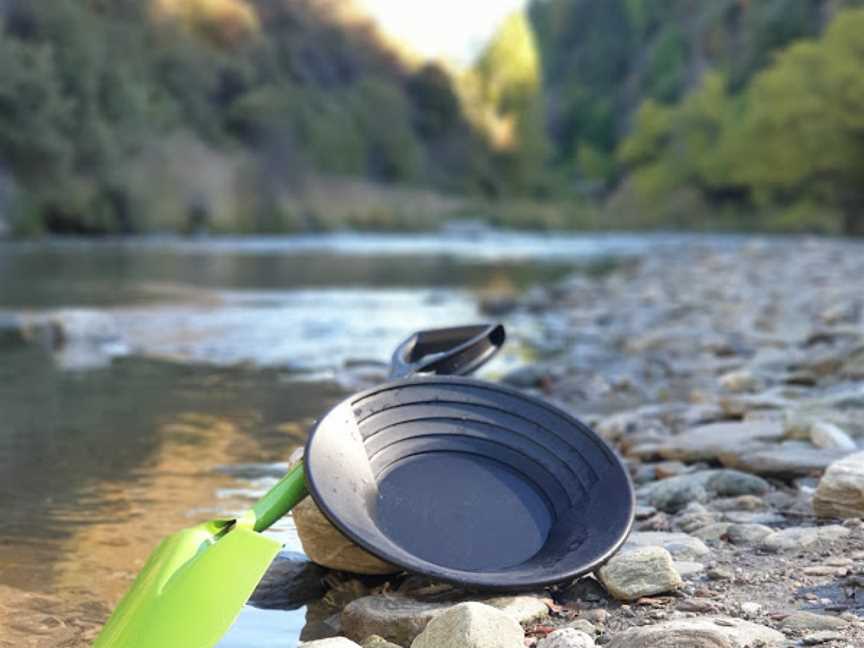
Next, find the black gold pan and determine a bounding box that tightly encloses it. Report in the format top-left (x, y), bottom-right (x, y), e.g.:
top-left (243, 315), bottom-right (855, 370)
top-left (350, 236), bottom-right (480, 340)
top-left (305, 374), bottom-right (634, 590)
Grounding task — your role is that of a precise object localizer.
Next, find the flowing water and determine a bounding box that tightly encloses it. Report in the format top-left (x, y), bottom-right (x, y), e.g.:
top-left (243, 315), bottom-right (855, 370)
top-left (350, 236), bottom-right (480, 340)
top-left (0, 231), bottom-right (734, 646)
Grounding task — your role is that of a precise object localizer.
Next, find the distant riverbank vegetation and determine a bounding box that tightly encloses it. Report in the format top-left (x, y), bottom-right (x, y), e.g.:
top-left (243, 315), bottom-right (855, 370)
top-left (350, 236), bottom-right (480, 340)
top-left (1, 0), bottom-right (864, 236)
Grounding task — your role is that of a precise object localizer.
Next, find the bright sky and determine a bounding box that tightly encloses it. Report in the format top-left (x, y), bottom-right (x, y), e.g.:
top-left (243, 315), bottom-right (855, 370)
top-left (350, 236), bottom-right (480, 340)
top-left (356, 0), bottom-right (528, 67)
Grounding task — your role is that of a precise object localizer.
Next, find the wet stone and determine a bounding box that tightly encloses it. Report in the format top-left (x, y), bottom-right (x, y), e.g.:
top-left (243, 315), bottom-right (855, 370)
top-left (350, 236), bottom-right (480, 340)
top-left (536, 628), bottom-right (595, 648)
top-left (596, 547), bottom-right (682, 602)
top-left (341, 596), bottom-right (448, 645)
top-left (501, 364), bottom-right (550, 389)
top-left (250, 552), bottom-right (329, 610)
top-left (779, 610), bottom-right (848, 631)
top-left (760, 525), bottom-right (851, 553)
top-left (657, 420), bottom-right (784, 464)
top-left (362, 635), bottom-right (403, 648)
top-left (411, 602), bottom-right (523, 648)
top-left (725, 524), bottom-right (775, 546)
top-left (563, 619), bottom-right (596, 635)
top-left (810, 422), bottom-right (857, 451)
top-left (719, 442), bottom-right (854, 478)
top-left (340, 593), bottom-right (547, 646)
top-left (637, 469), bottom-right (771, 513)
top-left (802, 630), bottom-right (846, 645)
top-left (605, 616), bottom-right (785, 648)
top-left (301, 639), bottom-right (362, 648)
top-left (624, 531), bottom-right (711, 561)
top-left (813, 451), bottom-right (864, 518)
top-left (673, 561), bottom-right (705, 578)
top-left (293, 495), bottom-right (401, 575)
top-left (557, 577), bottom-right (608, 604)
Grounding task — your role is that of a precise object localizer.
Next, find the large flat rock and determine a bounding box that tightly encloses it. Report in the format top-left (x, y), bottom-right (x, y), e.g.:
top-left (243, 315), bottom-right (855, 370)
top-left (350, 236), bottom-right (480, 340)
top-left (657, 421), bottom-right (784, 463)
top-left (606, 616), bottom-right (785, 648)
top-left (341, 593), bottom-right (547, 645)
top-left (718, 443), bottom-right (852, 477)
top-left (637, 469), bottom-right (771, 513)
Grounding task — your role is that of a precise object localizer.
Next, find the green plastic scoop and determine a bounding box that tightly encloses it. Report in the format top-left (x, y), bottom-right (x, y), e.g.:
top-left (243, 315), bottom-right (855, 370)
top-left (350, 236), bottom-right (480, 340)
top-left (93, 462), bottom-right (307, 648)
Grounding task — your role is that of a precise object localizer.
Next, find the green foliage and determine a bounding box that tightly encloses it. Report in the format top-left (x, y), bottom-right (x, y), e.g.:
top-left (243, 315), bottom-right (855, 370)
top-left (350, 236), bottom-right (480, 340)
top-left (473, 13), bottom-right (543, 113)
top-left (733, 8), bottom-right (864, 234)
top-left (528, 0), bottom-right (864, 203)
top-left (647, 28), bottom-right (688, 102)
top-left (0, 0), bottom-right (499, 234)
top-left (0, 31), bottom-right (72, 184)
top-left (619, 72), bottom-right (741, 201)
top-left (618, 7), bottom-right (864, 235)
top-left (6, 0), bottom-right (864, 234)
top-left (463, 12), bottom-right (550, 195)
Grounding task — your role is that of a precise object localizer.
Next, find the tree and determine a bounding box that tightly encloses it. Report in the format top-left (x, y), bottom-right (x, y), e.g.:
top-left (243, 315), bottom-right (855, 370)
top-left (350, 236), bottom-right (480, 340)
top-left (732, 8), bottom-right (864, 234)
top-left (461, 11), bottom-right (550, 194)
top-left (618, 72), bottom-right (743, 205)
top-left (0, 32), bottom-right (72, 185)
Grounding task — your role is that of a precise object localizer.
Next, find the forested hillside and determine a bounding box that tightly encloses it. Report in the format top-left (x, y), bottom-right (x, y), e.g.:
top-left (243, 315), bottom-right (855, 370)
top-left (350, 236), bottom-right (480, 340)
top-left (0, 0), bottom-right (501, 234)
top-left (529, 0), bottom-right (864, 233)
top-left (2, 0), bottom-right (864, 235)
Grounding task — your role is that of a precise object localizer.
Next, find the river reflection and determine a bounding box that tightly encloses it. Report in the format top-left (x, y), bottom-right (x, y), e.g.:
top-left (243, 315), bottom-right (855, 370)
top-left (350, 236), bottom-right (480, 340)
top-left (0, 348), bottom-right (346, 645)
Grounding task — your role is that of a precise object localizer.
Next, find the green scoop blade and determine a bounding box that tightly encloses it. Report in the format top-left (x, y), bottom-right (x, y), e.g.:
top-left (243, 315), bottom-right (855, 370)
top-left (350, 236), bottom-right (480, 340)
top-left (93, 462), bottom-right (307, 648)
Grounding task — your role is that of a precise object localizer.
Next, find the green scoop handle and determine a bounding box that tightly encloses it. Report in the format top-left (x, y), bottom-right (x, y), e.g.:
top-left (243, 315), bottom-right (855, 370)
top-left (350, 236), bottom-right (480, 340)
top-left (252, 462), bottom-right (308, 532)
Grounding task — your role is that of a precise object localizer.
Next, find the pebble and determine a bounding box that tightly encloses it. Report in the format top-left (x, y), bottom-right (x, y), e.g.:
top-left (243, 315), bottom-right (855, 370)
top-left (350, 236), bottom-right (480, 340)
top-left (362, 637), bottom-right (403, 648)
top-left (802, 565), bottom-right (843, 576)
top-left (637, 470), bottom-right (771, 513)
top-left (563, 619), bottom-right (596, 635)
top-left (725, 523), bottom-right (774, 545)
top-left (723, 511), bottom-right (785, 525)
top-left (634, 505), bottom-right (657, 519)
top-left (301, 639), bottom-right (362, 648)
top-left (557, 578), bottom-right (607, 604)
top-left (411, 602), bottom-right (523, 648)
top-left (779, 610), bottom-right (848, 631)
top-left (624, 531), bottom-right (711, 561)
top-left (596, 547), bottom-right (683, 601)
top-left (501, 364), bottom-right (548, 388)
top-left (673, 561), bottom-right (705, 578)
top-left (719, 369), bottom-right (764, 392)
top-left (740, 601), bottom-right (762, 617)
top-left (706, 566), bottom-right (734, 581)
top-left (341, 594), bottom-right (547, 645)
top-left (802, 630), bottom-right (846, 645)
top-left (813, 451), bottom-right (864, 518)
top-left (605, 616), bottom-right (785, 647)
top-left (760, 525), bottom-right (850, 553)
top-left (810, 422), bottom-right (857, 451)
top-left (536, 628), bottom-right (595, 648)
top-left (691, 523), bottom-right (732, 542)
top-left (678, 598), bottom-right (718, 613)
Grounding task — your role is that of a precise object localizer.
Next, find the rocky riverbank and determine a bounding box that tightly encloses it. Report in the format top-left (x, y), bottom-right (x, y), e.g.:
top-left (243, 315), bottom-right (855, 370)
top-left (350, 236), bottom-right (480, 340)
top-left (280, 238), bottom-right (864, 647)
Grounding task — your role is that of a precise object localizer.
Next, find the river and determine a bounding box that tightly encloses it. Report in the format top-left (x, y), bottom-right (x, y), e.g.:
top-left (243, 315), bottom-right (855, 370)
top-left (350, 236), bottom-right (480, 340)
top-left (0, 231), bottom-right (739, 646)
